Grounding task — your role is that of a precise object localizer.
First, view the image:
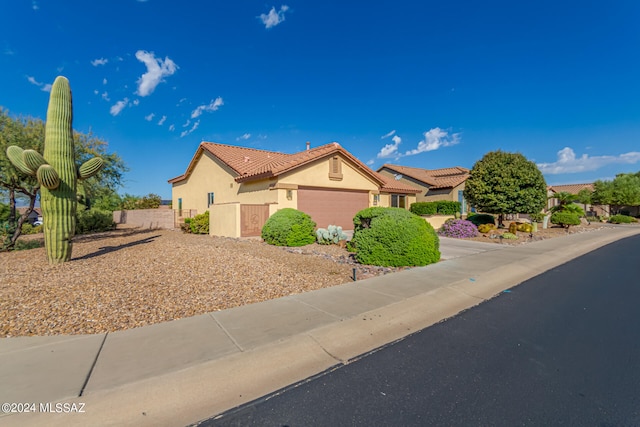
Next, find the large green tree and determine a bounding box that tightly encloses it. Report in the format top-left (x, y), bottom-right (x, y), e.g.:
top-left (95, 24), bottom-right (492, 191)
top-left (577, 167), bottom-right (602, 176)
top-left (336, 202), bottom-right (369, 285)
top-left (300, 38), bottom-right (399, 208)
top-left (592, 171), bottom-right (640, 214)
top-left (463, 150), bottom-right (547, 226)
top-left (0, 108), bottom-right (127, 249)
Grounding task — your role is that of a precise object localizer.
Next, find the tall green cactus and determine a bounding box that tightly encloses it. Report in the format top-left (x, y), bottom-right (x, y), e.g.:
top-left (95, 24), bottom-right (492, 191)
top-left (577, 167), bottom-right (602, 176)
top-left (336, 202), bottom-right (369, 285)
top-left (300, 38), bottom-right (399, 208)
top-left (6, 76), bottom-right (104, 264)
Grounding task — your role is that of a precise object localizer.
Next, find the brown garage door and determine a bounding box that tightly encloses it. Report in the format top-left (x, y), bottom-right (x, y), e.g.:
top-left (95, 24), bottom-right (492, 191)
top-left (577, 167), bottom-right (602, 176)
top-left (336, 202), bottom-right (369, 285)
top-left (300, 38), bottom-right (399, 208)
top-left (297, 187), bottom-right (369, 229)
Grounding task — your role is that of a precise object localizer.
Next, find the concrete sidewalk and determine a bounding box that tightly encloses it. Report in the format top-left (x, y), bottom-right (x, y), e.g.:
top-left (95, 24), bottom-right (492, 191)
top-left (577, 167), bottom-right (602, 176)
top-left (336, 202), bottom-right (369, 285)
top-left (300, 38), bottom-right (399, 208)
top-left (1, 225), bottom-right (639, 427)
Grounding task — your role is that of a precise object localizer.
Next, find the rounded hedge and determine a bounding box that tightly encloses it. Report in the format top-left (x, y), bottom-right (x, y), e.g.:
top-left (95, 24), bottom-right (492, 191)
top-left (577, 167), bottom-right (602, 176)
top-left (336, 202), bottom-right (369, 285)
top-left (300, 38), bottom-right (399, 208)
top-left (550, 211), bottom-right (580, 228)
top-left (351, 207), bottom-right (440, 267)
top-left (609, 214), bottom-right (637, 224)
top-left (261, 208), bottom-right (316, 247)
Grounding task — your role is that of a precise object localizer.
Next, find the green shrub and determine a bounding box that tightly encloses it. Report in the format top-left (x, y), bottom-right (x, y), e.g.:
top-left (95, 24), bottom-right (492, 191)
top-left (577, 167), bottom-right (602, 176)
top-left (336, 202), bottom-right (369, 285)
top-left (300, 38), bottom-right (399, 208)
top-left (409, 201), bottom-right (461, 216)
top-left (550, 211), bottom-right (581, 229)
top-left (261, 208), bottom-right (316, 247)
top-left (410, 202), bottom-right (437, 216)
top-left (351, 207), bottom-right (440, 267)
top-left (609, 214), bottom-right (637, 224)
top-left (189, 211), bottom-right (210, 234)
top-left (467, 213), bottom-right (496, 227)
top-left (529, 213), bottom-right (544, 223)
top-left (76, 209), bottom-right (116, 234)
top-left (14, 239), bottom-right (44, 251)
top-left (20, 223), bottom-right (43, 235)
top-left (501, 232), bottom-right (518, 240)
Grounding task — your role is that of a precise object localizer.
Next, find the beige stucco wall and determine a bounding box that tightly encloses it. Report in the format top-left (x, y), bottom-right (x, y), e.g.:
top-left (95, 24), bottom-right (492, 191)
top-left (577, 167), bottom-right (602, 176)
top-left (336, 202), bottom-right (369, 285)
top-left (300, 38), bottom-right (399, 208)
top-left (209, 203), bottom-right (240, 238)
top-left (278, 155), bottom-right (379, 192)
top-left (422, 215), bottom-right (455, 229)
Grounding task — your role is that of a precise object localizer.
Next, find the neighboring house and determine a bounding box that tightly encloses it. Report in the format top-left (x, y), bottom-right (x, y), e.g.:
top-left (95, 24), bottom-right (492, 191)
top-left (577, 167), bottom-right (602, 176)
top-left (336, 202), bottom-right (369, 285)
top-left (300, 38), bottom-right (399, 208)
top-left (17, 207), bottom-right (42, 224)
top-left (168, 142), bottom-right (420, 237)
top-left (376, 164), bottom-right (470, 213)
top-left (547, 183), bottom-right (609, 217)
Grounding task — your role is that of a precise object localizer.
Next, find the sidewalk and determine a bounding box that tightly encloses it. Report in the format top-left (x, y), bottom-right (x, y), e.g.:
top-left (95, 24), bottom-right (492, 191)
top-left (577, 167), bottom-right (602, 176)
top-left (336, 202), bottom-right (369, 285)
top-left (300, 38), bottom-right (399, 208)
top-left (1, 225), bottom-right (639, 427)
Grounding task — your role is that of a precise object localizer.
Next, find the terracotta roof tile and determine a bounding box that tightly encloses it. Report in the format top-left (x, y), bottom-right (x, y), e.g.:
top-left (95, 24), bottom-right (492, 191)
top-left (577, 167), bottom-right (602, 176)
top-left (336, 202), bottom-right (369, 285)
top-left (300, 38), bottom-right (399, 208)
top-left (378, 164), bottom-right (470, 189)
top-left (548, 183), bottom-right (594, 194)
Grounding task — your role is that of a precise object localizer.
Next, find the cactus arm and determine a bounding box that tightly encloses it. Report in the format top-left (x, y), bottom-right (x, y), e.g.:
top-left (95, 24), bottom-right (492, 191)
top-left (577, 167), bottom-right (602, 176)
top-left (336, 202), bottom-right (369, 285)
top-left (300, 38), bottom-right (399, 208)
top-left (6, 146), bottom-right (36, 176)
top-left (23, 149), bottom-right (48, 172)
top-left (37, 164), bottom-right (60, 190)
top-left (78, 157), bottom-right (104, 179)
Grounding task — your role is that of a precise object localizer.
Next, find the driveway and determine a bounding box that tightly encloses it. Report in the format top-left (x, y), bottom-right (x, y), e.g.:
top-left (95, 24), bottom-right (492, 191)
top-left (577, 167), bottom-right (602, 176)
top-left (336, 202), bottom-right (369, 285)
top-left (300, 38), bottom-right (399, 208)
top-left (438, 236), bottom-right (503, 260)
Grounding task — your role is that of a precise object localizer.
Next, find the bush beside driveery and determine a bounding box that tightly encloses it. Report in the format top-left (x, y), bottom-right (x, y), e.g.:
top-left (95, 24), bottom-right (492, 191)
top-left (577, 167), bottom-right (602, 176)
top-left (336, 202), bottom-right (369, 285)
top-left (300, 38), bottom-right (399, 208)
top-left (351, 207), bottom-right (440, 267)
top-left (261, 208), bottom-right (316, 247)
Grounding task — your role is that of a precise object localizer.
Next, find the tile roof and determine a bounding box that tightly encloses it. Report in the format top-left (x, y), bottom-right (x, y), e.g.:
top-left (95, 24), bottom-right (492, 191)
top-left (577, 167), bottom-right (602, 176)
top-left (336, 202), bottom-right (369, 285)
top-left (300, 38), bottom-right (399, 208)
top-left (168, 142), bottom-right (420, 193)
top-left (548, 183), bottom-right (594, 194)
top-left (378, 164), bottom-right (470, 189)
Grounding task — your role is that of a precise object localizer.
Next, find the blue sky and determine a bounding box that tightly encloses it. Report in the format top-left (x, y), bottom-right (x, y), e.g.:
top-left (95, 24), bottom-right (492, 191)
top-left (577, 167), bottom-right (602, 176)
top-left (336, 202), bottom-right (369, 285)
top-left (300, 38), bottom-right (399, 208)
top-left (1, 1), bottom-right (639, 199)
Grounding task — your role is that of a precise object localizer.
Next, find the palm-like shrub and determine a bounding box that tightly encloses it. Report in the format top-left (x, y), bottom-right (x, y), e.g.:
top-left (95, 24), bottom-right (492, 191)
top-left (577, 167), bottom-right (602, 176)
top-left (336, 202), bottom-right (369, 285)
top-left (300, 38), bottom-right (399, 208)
top-left (352, 207), bottom-right (440, 267)
top-left (438, 219), bottom-right (478, 238)
top-left (261, 208), bottom-right (316, 246)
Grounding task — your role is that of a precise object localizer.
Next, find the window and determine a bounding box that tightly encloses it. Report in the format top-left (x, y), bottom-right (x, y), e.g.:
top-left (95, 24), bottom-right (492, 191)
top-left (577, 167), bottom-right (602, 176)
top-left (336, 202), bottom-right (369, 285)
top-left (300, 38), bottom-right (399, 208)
top-left (207, 192), bottom-right (215, 207)
top-left (391, 194), bottom-right (406, 209)
top-left (178, 198), bottom-right (183, 216)
top-left (372, 194), bottom-right (380, 206)
top-left (329, 156), bottom-right (343, 180)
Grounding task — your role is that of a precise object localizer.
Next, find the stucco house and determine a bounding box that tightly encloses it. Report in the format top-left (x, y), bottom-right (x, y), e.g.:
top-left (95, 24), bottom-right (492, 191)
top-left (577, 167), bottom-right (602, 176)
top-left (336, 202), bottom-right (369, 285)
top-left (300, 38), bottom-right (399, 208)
top-left (168, 142), bottom-right (420, 237)
top-left (376, 164), bottom-right (470, 213)
top-left (547, 183), bottom-right (609, 217)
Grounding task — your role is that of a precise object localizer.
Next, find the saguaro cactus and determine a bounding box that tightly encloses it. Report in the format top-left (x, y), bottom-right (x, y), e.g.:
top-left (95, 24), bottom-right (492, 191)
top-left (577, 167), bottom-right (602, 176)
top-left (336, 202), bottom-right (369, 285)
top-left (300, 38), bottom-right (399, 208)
top-left (6, 76), bottom-right (104, 264)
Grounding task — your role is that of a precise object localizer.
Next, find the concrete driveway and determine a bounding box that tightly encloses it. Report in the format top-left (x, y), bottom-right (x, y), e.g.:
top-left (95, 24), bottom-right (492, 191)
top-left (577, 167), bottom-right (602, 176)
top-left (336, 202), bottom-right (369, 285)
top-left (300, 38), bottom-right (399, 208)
top-left (438, 236), bottom-right (504, 260)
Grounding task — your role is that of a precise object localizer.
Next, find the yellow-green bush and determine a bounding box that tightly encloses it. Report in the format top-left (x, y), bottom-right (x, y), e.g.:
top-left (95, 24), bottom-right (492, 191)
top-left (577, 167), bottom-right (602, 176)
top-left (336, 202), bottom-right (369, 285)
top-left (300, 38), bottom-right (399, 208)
top-left (477, 223), bottom-right (495, 233)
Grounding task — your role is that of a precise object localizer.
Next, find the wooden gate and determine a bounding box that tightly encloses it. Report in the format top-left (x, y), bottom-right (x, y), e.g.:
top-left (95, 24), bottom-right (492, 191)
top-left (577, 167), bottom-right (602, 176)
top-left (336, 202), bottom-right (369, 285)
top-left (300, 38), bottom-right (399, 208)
top-left (240, 204), bottom-right (269, 237)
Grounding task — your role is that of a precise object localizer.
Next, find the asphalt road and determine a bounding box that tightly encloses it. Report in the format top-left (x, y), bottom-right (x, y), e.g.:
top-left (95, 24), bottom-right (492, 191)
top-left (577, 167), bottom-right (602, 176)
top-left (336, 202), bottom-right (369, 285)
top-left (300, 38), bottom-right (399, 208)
top-left (196, 234), bottom-right (640, 427)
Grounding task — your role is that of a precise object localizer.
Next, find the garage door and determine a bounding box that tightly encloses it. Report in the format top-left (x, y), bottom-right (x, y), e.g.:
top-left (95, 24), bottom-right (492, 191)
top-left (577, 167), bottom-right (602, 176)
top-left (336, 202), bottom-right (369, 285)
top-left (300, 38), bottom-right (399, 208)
top-left (297, 187), bottom-right (369, 229)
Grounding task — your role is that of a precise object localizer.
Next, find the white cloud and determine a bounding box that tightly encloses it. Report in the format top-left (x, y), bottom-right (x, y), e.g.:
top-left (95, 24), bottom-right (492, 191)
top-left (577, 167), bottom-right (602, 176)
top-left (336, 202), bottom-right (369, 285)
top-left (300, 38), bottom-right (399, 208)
top-left (158, 115), bottom-right (167, 125)
top-left (27, 76), bottom-right (50, 92)
top-left (191, 97), bottom-right (224, 118)
top-left (381, 130), bottom-right (396, 139)
top-left (103, 78), bottom-right (108, 85)
top-left (135, 50), bottom-right (178, 97)
top-left (101, 91), bottom-right (110, 101)
top-left (180, 120), bottom-right (200, 138)
top-left (145, 113), bottom-right (155, 121)
top-left (366, 159), bottom-right (375, 166)
top-left (91, 58), bottom-right (108, 66)
top-left (132, 99), bottom-right (140, 106)
top-left (236, 133), bottom-right (251, 141)
top-left (182, 119), bottom-right (191, 128)
top-left (260, 5), bottom-right (289, 29)
top-left (537, 147), bottom-right (640, 174)
top-left (168, 124), bottom-right (175, 132)
top-left (110, 98), bottom-right (129, 116)
top-left (377, 135), bottom-right (402, 159)
top-left (404, 128), bottom-right (460, 156)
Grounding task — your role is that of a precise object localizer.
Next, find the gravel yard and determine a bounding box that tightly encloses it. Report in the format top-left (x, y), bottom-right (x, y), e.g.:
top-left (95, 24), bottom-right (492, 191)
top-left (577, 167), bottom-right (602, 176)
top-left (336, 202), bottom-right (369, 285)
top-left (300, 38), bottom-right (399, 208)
top-left (1, 222), bottom-right (608, 337)
top-left (0, 227), bottom-right (400, 337)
